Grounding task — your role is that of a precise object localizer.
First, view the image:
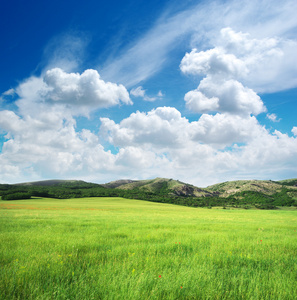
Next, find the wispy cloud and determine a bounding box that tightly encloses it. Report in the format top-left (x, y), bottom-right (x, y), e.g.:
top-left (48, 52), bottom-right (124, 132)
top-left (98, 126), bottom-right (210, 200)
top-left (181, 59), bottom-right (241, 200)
top-left (40, 32), bottom-right (90, 73)
top-left (100, 0), bottom-right (297, 88)
top-left (267, 113), bottom-right (281, 122)
top-left (130, 86), bottom-right (163, 102)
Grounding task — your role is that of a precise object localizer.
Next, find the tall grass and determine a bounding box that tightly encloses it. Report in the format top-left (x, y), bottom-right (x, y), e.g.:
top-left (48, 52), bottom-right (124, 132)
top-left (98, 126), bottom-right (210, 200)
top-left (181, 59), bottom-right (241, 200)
top-left (1, 197), bottom-right (297, 299)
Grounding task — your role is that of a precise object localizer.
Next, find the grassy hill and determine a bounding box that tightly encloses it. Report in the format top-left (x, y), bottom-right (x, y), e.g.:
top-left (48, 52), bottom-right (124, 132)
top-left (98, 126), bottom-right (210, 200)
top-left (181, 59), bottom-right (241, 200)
top-left (1, 177), bottom-right (297, 209)
top-left (207, 180), bottom-right (284, 197)
top-left (107, 177), bottom-right (214, 197)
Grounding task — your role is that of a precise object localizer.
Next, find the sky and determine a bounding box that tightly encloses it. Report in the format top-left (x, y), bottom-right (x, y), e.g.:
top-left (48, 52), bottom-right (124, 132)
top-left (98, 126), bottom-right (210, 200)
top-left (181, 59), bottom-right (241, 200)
top-left (0, 0), bottom-right (297, 187)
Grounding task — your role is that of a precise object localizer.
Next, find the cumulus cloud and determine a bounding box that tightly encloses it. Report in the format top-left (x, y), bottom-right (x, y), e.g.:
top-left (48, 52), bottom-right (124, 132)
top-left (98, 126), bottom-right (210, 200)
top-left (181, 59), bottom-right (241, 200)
top-left (184, 90), bottom-right (219, 113)
top-left (15, 68), bottom-right (132, 116)
top-left (185, 77), bottom-right (266, 116)
top-left (219, 28), bottom-right (297, 93)
top-left (43, 68), bottom-right (131, 107)
top-left (181, 27), bottom-right (297, 98)
top-left (181, 28), bottom-right (284, 115)
top-left (189, 113), bottom-right (264, 145)
top-left (1, 103), bottom-right (297, 186)
top-left (0, 106), bottom-right (116, 182)
top-left (100, 107), bottom-right (189, 149)
top-left (180, 47), bottom-right (248, 78)
top-left (100, 106), bottom-right (265, 149)
top-left (292, 127), bottom-right (297, 136)
top-left (0, 66), bottom-right (133, 183)
top-left (99, 106), bottom-right (297, 186)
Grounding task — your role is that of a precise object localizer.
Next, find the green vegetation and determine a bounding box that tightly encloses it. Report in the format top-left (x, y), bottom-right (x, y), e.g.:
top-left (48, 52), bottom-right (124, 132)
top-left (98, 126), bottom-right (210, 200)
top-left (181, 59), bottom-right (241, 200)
top-left (1, 197), bottom-right (296, 299)
top-left (1, 177), bottom-right (297, 209)
top-left (1, 192), bottom-right (31, 201)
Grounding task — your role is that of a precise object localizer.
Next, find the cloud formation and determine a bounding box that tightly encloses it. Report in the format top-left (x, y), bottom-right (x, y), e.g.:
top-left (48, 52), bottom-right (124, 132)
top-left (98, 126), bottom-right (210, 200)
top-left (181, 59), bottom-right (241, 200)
top-left (184, 78), bottom-right (265, 116)
top-left (101, 0), bottom-right (297, 89)
top-left (100, 106), bottom-right (297, 185)
top-left (1, 103), bottom-right (297, 186)
top-left (15, 68), bottom-right (132, 116)
top-left (181, 28), bottom-right (281, 115)
top-left (100, 106), bottom-right (264, 150)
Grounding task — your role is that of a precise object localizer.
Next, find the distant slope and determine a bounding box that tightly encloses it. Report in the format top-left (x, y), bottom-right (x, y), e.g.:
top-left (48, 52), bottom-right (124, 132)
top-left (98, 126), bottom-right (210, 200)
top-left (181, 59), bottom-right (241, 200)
top-left (103, 179), bottom-right (137, 189)
top-left (15, 180), bottom-right (84, 186)
top-left (207, 180), bottom-right (284, 197)
top-left (277, 178), bottom-right (297, 186)
top-left (108, 177), bottom-right (215, 197)
top-left (15, 180), bottom-right (102, 188)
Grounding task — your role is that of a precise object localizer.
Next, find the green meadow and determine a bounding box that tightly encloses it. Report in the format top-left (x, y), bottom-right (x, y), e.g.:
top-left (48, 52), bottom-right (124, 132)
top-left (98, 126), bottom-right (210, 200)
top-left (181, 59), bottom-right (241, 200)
top-left (0, 197), bottom-right (296, 299)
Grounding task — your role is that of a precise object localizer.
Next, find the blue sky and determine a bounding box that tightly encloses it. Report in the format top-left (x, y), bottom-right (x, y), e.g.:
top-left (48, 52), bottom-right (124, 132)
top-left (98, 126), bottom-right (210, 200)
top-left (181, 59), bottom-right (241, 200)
top-left (0, 0), bottom-right (297, 186)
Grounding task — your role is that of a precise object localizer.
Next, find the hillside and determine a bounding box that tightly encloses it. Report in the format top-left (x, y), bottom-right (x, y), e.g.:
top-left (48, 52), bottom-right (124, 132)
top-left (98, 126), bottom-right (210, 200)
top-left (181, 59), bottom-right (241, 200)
top-left (15, 179), bottom-right (86, 186)
top-left (1, 177), bottom-right (297, 209)
top-left (207, 180), bottom-right (283, 197)
top-left (106, 177), bottom-right (214, 197)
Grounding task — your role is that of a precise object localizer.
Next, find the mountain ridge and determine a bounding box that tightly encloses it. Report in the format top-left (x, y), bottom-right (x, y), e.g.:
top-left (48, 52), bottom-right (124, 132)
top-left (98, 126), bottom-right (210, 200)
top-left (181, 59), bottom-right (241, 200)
top-left (1, 177), bottom-right (297, 209)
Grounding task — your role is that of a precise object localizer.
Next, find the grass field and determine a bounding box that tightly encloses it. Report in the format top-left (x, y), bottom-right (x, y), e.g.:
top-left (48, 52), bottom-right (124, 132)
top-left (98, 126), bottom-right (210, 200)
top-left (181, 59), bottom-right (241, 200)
top-left (0, 197), bottom-right (297, 299)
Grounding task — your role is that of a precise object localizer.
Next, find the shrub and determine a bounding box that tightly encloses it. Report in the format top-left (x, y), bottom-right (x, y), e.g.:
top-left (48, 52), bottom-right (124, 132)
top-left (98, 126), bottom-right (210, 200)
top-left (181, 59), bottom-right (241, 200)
top-left (2, 192), bottom-right (31, 200)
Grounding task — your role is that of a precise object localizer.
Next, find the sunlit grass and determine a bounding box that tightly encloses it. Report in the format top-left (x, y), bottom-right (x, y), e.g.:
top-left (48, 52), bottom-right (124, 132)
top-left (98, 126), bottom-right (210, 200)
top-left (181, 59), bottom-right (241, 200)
top-left (1, 197), bottom-right (297, 299)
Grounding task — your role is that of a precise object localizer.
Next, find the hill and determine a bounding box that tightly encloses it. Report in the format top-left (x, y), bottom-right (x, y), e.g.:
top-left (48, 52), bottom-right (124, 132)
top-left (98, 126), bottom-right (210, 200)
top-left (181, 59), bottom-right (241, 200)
top-left (105, 177), bottom-right (215, 197)
top-left (207, 180), bottom-right (283, 197)
top-left (15, 179), bottom-right (87, 186)
top-left (1, 177), bottom-right (297, 209)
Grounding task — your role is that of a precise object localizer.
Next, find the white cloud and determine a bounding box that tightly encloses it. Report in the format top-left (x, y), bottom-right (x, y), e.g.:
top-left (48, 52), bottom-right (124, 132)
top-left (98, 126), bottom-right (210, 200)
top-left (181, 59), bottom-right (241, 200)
top-left (184, 90), bottom-right (219, 113)
top-left (292, 127), bottom-right (297, 136)
top-left (44, 68), bottom-right (132, 108)
top-left (181, 27), bottom-right (297, 97)
top-left (15, 68), bottom-right (132, 116)
top-left (0, 66), bottom-right (133, 182)
top-left (130, 86), bottom-right (146, 98)
top-left (1, 104), bottom-right (297, 186)
top-left (99, 106), bottom-right (297, 186)
top-left (185, 77), bottom-right (266, 116)
top-left (0, 107), bottom-right (116, 183)
top-left (157, 90), bottom-right (164, 97)
top-left (219, 27), bottom-right (297, 93)
top-left (267, 113), bottom-right (281, 122)
top-left (100, 0), bottom-right (297, 90)
top-left (2, 88), bottom-right (15, 96)
top-left (180, 47), bottom-right (248, 78)
top-left (180, 27), bottom-right (293, 115)
top-left (100, 107), bottom-right (189, 149)
top-left (189, 113), bottom-right (264, 146)
top-left (100, 106), bottom-right (265, 149)
top-left (130, 86), bottom-right (160, 102)
top-left (1, 88), bottom-right (16, 103)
